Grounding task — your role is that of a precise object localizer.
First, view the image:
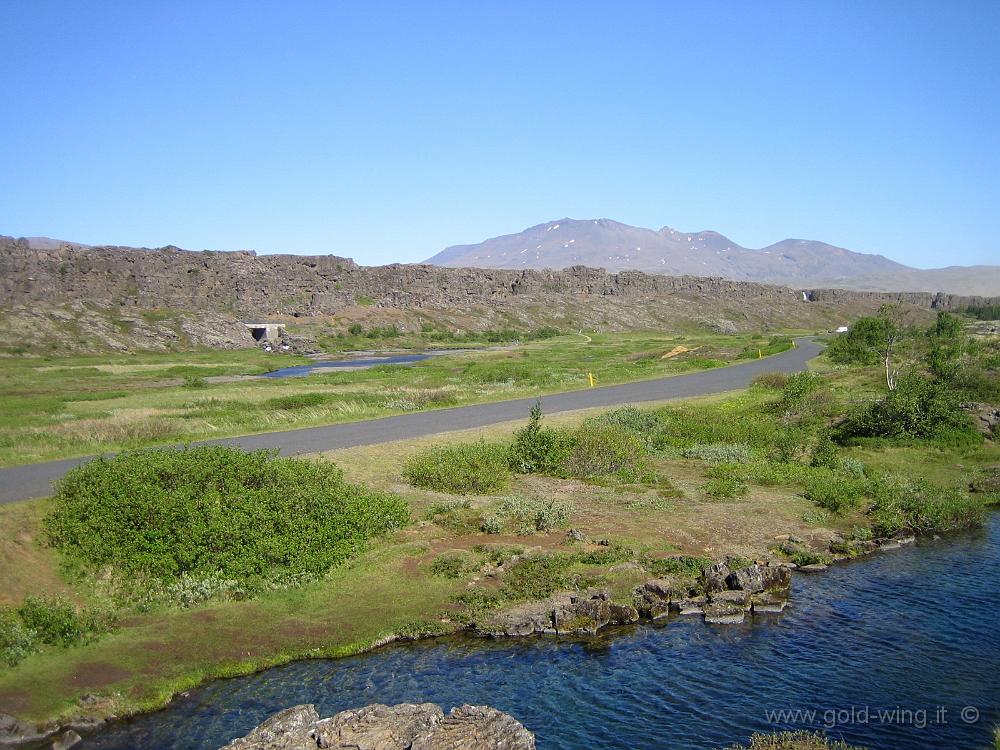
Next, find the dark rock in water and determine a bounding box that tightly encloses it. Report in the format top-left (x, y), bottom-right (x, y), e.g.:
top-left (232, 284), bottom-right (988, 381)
top-left (702, 561), bottom-right (731, 593)
top-left (219, 702), bottom-right (535, 750)
top-left (799, 563), bottom-right (829, 572)
top-left (633, 578), bottom-right (679, 619)
top-left (708, 589), bottom-right (751, 607)
top-left (673, 596), bottom-right (708, 615)
top-left (221, 704), bottom-right (320, 749)
top-left (751, 592), bottom-right (789, 614)
top-left (703, 603), bottom-right (746, 625)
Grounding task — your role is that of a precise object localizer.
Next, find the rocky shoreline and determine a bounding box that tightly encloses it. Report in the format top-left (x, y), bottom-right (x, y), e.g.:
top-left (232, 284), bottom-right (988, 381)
top-left (0, 530), bottom-right (922, 749)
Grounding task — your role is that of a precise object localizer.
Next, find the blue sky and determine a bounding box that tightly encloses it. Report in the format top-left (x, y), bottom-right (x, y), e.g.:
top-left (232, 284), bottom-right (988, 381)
top-left (1, 1), bottom-right (997, 267)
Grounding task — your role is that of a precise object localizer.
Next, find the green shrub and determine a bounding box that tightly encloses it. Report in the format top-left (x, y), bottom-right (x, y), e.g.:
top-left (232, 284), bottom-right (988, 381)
top-left (836, 374), bottom-right (974, 441)
top-left (683, 443), bottom-right (752, 464)
top-left (723, 730), bottom-right (868, 749)
top-left (404, 441), bottom-right (511, 494)
top-left (499, 553), bottom-right (578, 601)
top-left (0, 609), bottom-right (37, 666)
top-left (751, 372), bottom-right (789, 390)
top-left (481, 495), bottom-right (574, 535)
top-left (16, 596), bottom-right (89, 647)
top-left (565, 423), bottom-right (652, 482)
top-left (347, 323), bottom-right (364, 335)
top-left (788, 550), bottom-right (833, 567)
top-left (643, 555), bottom-right (710, 580)
top-left (45, 447), bottom-right (409, 583)
top-left (803, 471), bottom-right (867, 514)
top-left (182, 375), bottom-right (208, 389)
top-left (866, 473), bottom-right (986, 536)
top-left (429, 552), bottom-right (476, 579)
top-left (701, 477), bottom-right (748, 499)
top-left (577, 542), bottom-right (635, 566)
top-left (584, 406), bottom-right (663, 448)
top-left (265, 392), bottom-right (329, 410)
top-left (508, 402), bottom-right (575, 475)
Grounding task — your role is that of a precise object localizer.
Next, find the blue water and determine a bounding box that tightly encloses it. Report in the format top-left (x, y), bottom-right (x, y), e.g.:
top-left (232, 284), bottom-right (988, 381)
top-left (262, 354), bottom-right (432, 378)
top-left (83, 516), bottom-right (1000, 750)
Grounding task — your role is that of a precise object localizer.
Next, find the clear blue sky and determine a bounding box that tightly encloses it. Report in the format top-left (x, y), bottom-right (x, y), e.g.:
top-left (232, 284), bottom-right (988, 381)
top-left (1, 1), bottom-right (997, 267)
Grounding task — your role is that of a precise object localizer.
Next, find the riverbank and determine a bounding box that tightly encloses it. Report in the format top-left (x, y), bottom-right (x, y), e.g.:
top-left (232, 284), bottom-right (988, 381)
top-left (47, 515), bottom-right (1000, 750)
top-left (1, 367), bottom-right (997, 743)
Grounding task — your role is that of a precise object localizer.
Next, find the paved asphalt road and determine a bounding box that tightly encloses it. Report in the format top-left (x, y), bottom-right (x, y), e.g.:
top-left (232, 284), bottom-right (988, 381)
top-left (0, 338), bottom-right (821, 505)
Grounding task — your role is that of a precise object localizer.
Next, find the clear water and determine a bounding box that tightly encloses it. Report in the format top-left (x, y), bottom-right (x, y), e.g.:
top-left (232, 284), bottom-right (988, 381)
top-left (83, 516), bottom-right (1000, 750)
top-left (262, 353), bottom-right (432, 378)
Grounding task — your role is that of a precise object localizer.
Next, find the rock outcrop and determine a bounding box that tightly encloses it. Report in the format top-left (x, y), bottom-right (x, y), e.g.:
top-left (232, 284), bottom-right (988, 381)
top-left (219, 702), bottom-right (535, 750)
top-left (4, 236), bottom-right (996, 338)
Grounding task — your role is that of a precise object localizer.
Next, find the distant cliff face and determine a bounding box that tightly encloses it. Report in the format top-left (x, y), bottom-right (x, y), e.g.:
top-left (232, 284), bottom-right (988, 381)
top-left (2, 237), bottom-right (997, 341)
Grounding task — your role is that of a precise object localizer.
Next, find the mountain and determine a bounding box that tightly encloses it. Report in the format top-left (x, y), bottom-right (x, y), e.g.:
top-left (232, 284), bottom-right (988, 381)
top-left (425, 218), bottom-right (1000, 295)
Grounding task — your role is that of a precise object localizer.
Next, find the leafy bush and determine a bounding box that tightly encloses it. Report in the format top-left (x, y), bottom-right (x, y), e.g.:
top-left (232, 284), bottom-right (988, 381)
top-left (866, 473), bottom-right (985, 536)
top-left (265, 392), bottom-right (329, 410)
top-left (803, 471), bottom-right (867, 514)
top-left (787, 550), bottom-right (833, 567)
top-left (737, 336), bottom-right (793, 360)
top-left (824, 316), bottom-right (895, 366)
top-left (0, 609), bottom-right (37, 667)
top-left (508, 402), bottom-right (575, 475)
top-left (584, 406), bottom-right (663, 449)
top-left (565, 423), bottom-right (653, 482)
top-left (17, 596), bottom-right (90, 646)
top-left (723, 730), bottom-right (868, 749)
top-left (683, 443), bottom-right (752, 464)
top-left (182, 375), bottom-right (208, 389)
top-left (404, 441), bottom-right (511, 494)
top-left (643, 555), bottom-right (711, 580)
top-left (751, 372), bottom-right (790, 390)
top-left (701, 477), bottom-right (748, 499)
top-left (429, 552), bottom-right (476, 579)
top-left (499, 553), bottom-right (578, 601)
top-left (45, 447), bottom-right (409, 583)
top-left (836, 374), bottom-right (973, 441)
top-left (481, 495), bottom-right (574, 535)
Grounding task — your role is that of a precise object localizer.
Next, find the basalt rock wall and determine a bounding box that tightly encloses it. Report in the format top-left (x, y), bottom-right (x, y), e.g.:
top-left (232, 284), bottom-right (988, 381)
top-left (3, 236), bottom-right (996, 319)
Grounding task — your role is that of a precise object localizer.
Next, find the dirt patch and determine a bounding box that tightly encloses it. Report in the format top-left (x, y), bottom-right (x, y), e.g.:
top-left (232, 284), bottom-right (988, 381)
top-left (63, 662), bottom-right (132, 692)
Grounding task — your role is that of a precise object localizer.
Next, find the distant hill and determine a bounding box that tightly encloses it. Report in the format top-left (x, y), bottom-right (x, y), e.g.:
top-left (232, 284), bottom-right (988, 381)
top-left (22, 237), bottom-right (90, 250)
top-left (426, 218), bottom-right (1000, 295)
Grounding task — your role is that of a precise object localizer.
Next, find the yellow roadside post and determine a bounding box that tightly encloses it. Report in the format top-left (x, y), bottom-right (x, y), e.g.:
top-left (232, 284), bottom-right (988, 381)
top-left (588, 372), bottom-right (595, 387)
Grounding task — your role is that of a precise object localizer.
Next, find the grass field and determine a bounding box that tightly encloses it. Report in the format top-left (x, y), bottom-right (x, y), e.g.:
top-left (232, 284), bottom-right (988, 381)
top-left (1, 356), bottom-right (996, 725)
top-left (0, 330), bottom-right (799, 466)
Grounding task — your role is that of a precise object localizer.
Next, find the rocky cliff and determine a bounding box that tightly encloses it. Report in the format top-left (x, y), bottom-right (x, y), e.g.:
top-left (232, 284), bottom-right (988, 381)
top-left (3, 236), bottom-right (998, 351)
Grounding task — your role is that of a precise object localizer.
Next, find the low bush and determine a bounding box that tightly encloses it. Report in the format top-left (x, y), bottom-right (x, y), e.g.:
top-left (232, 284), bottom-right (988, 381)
top-left (722, 730), bottom-right (868, 749)
top-left (182, 375), bottom-right (208, 389)
top-left (404, 441), bottom-right (511, 494)
top-left (499, 553), bottom-right (578, 601)
top-left (564, 423), bottom-right (653, 483)
top-left (701, 476), bottom-right (749, 499)
top-left (584, 406), bottom-right (663, 448)
top-left (643, 555), bottom-right (711, 580)
top-left (866, 473), bottom-right (986, 536)
top-left (803, 471), bottom-right (867, 514)
top-left (429, 552), bottom-right (477, 579)
top-left (480, 495), bottom-right (573, 535)
top-left (683, 443), bottom-right (752, 464)
top-left (45, 447), bottom-right (409, 583)
top-left (508, 402), bottom-right (575, 475)
top-left (835, 374), bottom-right (974, 441)
top-left (0, 609), bottom-right (37, 667)
top-left (751, 372), bottom-right (789, 391)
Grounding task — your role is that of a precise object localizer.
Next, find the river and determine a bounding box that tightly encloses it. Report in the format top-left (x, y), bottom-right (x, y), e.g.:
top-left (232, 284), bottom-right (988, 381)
top-left (82, 515), bottom-right (1000, 750)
